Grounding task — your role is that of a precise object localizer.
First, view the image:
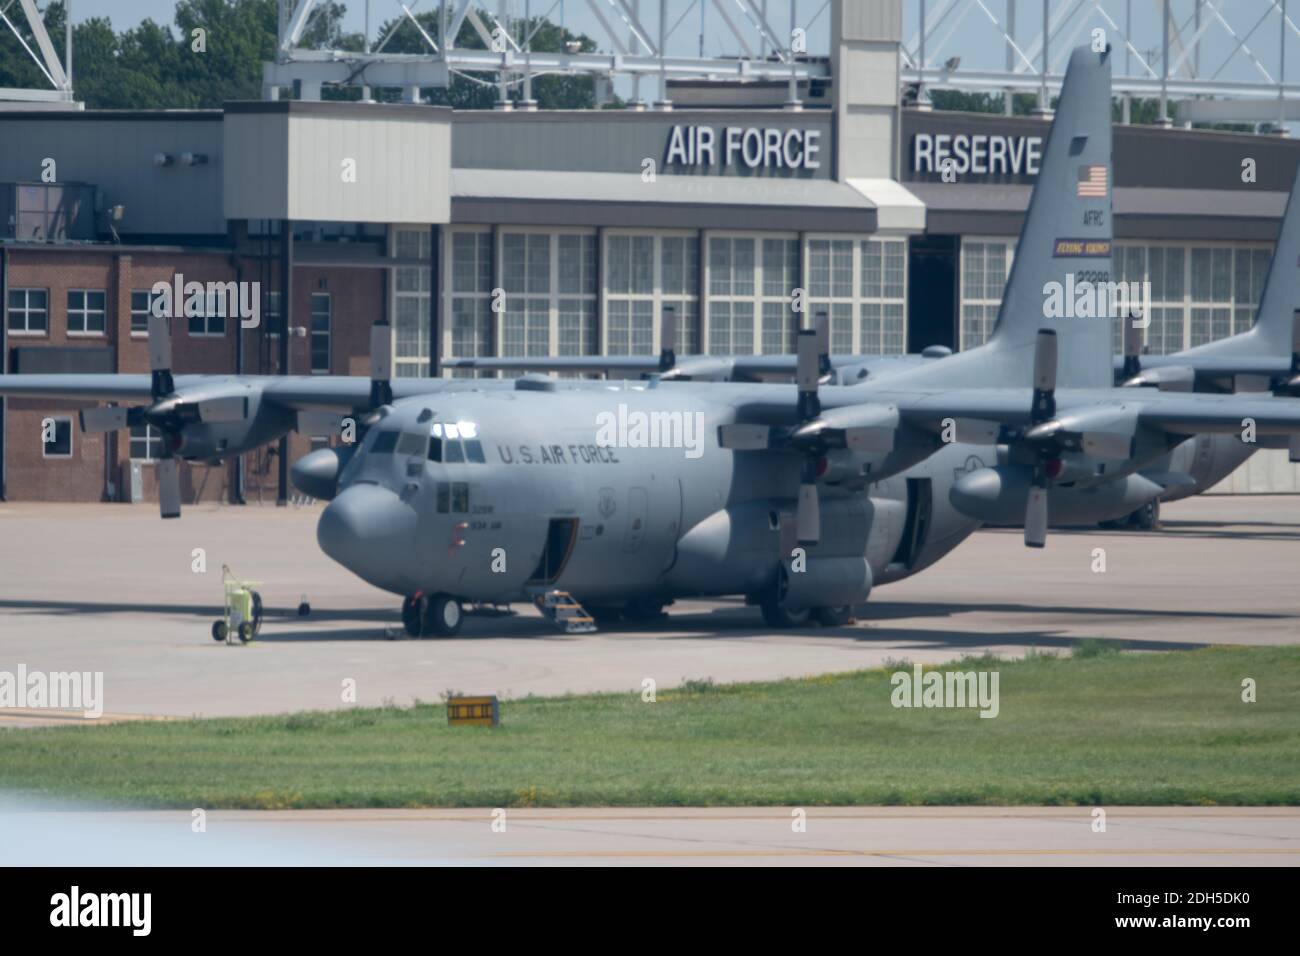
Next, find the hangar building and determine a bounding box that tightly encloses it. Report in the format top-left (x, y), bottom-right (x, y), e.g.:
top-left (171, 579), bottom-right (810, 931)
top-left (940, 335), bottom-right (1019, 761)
top-left (2, 0), bottom-right (1299, 505)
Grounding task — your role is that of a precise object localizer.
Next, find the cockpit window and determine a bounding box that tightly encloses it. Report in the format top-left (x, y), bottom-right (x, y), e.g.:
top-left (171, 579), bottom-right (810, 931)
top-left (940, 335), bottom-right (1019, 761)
top-left (396, 432), bottom-right (428, 457)
top-left (371, 430), bottom-right (399, 455)
top-left (428, 421), bottom-right (482, 465)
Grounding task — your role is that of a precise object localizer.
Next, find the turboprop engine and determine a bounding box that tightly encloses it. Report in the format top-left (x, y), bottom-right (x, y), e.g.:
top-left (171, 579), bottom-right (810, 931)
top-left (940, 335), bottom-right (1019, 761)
top-left (950, 463), bottom-right (1164, 526)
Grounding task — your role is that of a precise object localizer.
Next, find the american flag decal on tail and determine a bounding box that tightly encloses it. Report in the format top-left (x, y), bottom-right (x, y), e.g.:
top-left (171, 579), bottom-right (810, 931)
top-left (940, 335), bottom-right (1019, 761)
top-left (1077, 164), bottom-right (1108, 198)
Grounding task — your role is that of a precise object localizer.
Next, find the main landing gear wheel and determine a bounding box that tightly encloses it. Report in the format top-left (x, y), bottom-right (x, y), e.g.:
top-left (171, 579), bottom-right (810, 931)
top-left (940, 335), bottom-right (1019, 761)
top-left (424, 593), bottom-right (463, 637)
top-left (813, 605), bottom-right (853, 627)
top-left (402, 593), bottom-right (429, 637)
top-left (1131, 498), bottom-right (1161, 531)
top-left (759, 568), bottom-right (813, 629)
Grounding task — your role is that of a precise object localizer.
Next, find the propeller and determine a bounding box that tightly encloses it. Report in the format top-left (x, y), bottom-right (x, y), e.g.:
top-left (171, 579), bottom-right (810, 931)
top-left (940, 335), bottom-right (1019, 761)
top-left (1121, 313), bottom-right (1143, 382)
top-left (1007, 329), bottom-right (1139, 548)
top-left (717, 323), bottom-right (897, 547)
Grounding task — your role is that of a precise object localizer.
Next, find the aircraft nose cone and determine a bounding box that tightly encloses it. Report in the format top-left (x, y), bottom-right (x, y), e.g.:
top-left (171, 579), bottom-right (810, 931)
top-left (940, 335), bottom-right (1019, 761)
top-left (318, 483), bottom-right (416, 589)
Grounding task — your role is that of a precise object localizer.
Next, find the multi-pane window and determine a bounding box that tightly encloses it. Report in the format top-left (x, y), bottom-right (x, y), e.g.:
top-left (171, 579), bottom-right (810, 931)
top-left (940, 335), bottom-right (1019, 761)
top-left (186, 288), bottom-right (226, 337)
top-left (67, 289), bottom-right (107, 335)
top-left (557, 234), bottom-right (598, 358)
top-left (709, 234), bottom-right (798, 356)
top-left (310, 292), bottom-right (331, 373)
top-left (447, 229), bottom-right (493, 378)
top-left (806, 237), bottom-right (906, 354)
top-left (7, 288), bottom-right (48, 334)
top-left (859, 239), bottom-right (908, 354)
top-left (129, 424), bottom-right (162, 461)
top-left (961, 240), bottom-right (1272, 356)
top-left (606, 232), bottom-right (700, 356)
top-left (130, 290), bottom-right (154, 335)
top-left (394, 227), bottom-right (433, 377)
top-left (959, 239), bottom-right (1014, 349)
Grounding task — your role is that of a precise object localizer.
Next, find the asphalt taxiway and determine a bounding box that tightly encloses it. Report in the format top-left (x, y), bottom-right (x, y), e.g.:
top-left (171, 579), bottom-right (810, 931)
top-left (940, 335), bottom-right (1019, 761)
top-left (2, 805), bottom-right (1296, 866)
top-left (0, 495), bottom-right (1297, 721)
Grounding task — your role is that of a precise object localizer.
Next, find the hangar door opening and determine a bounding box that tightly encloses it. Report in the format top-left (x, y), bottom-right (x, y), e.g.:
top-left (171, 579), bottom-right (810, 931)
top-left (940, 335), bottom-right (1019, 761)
top-left (908, 235), bottom-right (958, 352)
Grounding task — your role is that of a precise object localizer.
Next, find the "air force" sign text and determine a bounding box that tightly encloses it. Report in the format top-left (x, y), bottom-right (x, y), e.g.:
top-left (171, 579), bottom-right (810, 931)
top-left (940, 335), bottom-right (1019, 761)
top-left (666, 124), bottom-right (822, 170)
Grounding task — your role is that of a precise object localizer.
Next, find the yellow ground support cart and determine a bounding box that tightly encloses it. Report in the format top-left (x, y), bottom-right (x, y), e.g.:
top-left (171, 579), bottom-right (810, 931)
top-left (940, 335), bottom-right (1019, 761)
top-left (212, 565), bottom-right (264, 644)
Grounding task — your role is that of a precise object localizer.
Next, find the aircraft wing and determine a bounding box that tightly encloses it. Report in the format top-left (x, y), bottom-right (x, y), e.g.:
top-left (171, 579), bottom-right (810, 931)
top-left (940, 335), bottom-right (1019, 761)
top-left (1132, 391), bottom-right (1300, 435)
top-left (0, 374), bottom-right (158, 402)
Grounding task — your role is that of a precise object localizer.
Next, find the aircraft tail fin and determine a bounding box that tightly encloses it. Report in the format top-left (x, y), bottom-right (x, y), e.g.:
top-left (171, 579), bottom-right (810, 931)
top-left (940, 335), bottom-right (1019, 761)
top-left (985, 44), bottom-right (1113, 388)
top-left (1241, 162), bottom-right (1300, 357)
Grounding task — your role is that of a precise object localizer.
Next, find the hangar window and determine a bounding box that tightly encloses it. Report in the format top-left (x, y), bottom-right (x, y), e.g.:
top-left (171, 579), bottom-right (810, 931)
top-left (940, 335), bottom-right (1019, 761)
top-left (7, 288), bottom-right (48, 335)
top-left (129, 424), bottom-right (162, 462)
top-left (130, 290), bottom-right (155, 335)
top-left (67, 289), bottom-right (107, 336)
top-left (310, 293), bottom-right (331, 374)
top-left (41, 417), bottom-right (73, 458)
top-left (607, 232), bottom-right (699, 357)
top-left (186, 289), bottom-right (227, 337)
top-left (959, 239), bottom-right (1015, 350)
top-left (394, 227), bottom-right (433, 379)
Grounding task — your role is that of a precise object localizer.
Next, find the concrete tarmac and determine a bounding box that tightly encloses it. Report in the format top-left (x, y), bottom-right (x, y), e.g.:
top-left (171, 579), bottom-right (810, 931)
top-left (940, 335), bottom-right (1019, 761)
top-left (2, 805), bottom-right (1296, 866)
top-left (0, 495), bottom-right (1298, 721)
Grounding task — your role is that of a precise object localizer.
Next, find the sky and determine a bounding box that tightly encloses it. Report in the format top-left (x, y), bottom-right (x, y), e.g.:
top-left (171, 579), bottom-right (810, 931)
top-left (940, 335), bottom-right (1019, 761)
top-left (54, 1), bottom-right (1300, 92)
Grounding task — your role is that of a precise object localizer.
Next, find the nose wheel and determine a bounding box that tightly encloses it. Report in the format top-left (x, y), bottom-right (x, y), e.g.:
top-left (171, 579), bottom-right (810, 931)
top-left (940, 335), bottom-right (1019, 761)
top-left (402, 592), bottom-right (463, 638)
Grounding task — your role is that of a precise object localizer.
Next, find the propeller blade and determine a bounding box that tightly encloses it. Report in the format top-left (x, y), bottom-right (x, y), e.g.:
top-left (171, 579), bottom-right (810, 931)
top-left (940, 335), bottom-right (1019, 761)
top-left (1121, 315), bottom-right (1143, 380)
top-left (717, 423), bottom-right (771, 451)
top-left (659, 305), bottom-right (677, 373)
top-left (795, 329), bottom-right (820, 421)
top-left (796, 481), bottom-right (820, 545)
top-left (147, 313), bottom-right (174, 399)
top-left (1030, 329), bottom-right (1058, 423)
top-left (1292, 310), bottom-right (1300, 375)
top-left (1032, 328), bottom-right (1057, 391)
top-left (814, 310), bottom-right (831, 377)
top-left (79, 406), bottom-right (130, 433)
top-left (157, 456), bottom-right (182, 520)
top-left (369, 323), bottom-right (394, 408)
top-left (197, 396), bottom-right (249, 423)
top-left (1290, 434), bottom-right (1300, 464)
top-left (1024, 480), bottom-right (1048, 549)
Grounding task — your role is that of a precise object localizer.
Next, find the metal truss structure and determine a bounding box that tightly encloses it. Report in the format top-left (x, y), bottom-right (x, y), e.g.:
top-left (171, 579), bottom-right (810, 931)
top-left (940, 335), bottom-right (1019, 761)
top-left (268, 0), bottom-right (831, 107)
top-left (902, 0), bottom-right (1300, 127)
top-left (0, 0), bottom-right (77, 107)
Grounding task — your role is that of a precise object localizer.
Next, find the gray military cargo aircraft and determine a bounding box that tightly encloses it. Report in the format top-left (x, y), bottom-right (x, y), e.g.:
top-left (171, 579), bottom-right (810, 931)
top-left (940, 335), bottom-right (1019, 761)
top-left (292, 46), bottom-right (1300, 634)
top-left (6, 46), bottom-right (1300, 639)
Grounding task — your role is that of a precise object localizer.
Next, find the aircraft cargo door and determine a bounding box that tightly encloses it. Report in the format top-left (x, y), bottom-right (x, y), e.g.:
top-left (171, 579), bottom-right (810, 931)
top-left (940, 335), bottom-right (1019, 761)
top-left (623, 487), bottom-right (648, 553)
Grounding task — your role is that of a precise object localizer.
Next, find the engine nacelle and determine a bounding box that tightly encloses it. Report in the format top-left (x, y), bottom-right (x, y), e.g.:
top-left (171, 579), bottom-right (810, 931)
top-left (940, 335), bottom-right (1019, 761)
top-left (783, 557), bottom-right (872, 609)
top-left (291, 446), bottom-right (355, 501)
top-left (951, 464), bottom-right (1164, 525)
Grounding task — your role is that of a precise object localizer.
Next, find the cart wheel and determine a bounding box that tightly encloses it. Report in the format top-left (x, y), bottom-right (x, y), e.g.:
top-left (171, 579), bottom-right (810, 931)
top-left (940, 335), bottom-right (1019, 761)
top-left (250, 590), bottom-right (264, 634)
top-left (297, 601), bottom-right (311, 617)
top-left (212, 620), bottom-right (228, 642)
top-left (237, 621), bottom-right (254, 643)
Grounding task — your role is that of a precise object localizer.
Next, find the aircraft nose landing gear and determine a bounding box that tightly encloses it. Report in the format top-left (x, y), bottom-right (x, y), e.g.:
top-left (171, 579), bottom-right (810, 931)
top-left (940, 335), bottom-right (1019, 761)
top-left (402, 592), bottom-right (463, 638)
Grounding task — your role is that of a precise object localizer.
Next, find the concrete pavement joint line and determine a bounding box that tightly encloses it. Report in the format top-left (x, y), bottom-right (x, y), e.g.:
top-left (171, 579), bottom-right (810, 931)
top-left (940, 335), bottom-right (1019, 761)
top-left (482, 848), bottom-right (1300, 858)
